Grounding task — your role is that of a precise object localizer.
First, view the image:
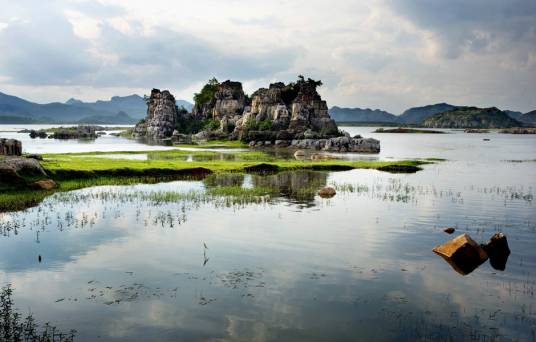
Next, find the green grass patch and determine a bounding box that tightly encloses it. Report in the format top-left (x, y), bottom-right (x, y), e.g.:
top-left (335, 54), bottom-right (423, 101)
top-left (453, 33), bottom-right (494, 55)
top-left (175, 140), bottom-right (248, 148)
top-left (1, 150), bottom-right (431, 212)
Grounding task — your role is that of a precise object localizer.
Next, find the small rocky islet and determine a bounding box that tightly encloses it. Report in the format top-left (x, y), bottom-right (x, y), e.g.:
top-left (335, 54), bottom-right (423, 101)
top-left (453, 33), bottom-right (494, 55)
top-left (133, 77), bottom-right (381, 153)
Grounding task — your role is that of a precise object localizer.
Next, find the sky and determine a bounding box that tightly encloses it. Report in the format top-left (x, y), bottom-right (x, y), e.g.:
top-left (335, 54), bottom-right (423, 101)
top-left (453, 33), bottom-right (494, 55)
top-left (0, 0), bottom-right (535, 114)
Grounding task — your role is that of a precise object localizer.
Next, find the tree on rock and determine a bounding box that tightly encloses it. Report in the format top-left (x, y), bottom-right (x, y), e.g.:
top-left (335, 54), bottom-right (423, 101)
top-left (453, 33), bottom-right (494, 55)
top-left (193, 78), bottom-right (220, 109)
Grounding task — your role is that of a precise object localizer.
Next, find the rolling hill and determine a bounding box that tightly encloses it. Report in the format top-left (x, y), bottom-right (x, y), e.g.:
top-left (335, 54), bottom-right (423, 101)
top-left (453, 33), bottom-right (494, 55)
top-left (397, 103), bottom-right (458, 124)
top-left (519, 110), bottom-right (536, 124)
top-left (422, 107), bottom-right (522, 128)
top-left (329, 106), bottom-right (398, 123)
top-left (0, 91), bottom-right (193, 124)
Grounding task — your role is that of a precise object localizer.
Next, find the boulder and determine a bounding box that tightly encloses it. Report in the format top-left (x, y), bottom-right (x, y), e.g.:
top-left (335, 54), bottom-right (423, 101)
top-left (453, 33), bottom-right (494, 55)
top-left (318, 186), bottom-right (336, 198)
top-left (1, 157), bottom-right (47, 177)
top-left (432, 234), bottom-right (488, 275)
top-left (274, 140), bottom-right (290, 147)
top-left (0, 139), bottom-right (22, 156)
top-left (30, 179), bottom-right (57, 190)
top-left (481, 233), bottom-right (510, 271)
top-left (0, 157), bottom-right (48, 187)
top-left (172, 130), bottom-right (192, 144)
top-left (294, 150), bottom-right (305, 157)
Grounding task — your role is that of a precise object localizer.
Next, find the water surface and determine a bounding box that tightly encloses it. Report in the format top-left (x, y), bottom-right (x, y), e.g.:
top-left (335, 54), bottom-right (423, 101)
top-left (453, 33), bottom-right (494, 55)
top-left (1, 126), bottom-right (535, 341)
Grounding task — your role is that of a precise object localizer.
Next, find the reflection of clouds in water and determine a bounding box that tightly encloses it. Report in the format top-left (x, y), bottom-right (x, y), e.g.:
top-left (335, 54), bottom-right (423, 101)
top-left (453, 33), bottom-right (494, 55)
top-left (0, 160), bottom-right (535, 340)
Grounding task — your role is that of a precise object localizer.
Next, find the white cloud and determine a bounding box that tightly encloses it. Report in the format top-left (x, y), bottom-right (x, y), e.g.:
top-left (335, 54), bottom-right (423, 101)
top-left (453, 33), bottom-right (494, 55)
top-left (0, 0), bottom-right (534, 113)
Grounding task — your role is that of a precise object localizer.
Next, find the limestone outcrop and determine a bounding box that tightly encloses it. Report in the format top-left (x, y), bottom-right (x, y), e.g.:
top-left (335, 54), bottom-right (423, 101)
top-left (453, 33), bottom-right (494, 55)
top-left (137, 77), bottom-right (379, 153)
top-left (233, 78), bottom-right (338, 141)
top-left (0, 139), bottom-right (22, 156)
top-left (134, 89), bottom-right (180, 140)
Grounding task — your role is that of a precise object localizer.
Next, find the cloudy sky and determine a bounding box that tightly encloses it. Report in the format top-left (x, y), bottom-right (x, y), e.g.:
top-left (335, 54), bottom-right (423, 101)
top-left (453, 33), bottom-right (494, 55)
top-left (0, 0), bottom-right (535, 113)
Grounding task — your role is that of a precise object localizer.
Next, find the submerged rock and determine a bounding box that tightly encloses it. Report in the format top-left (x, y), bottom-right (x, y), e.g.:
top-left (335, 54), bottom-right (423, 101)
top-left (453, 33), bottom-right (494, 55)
top-left (481, 233), bottom-right (510, 271)
top-left (443, 227), bottom-right (456, 234)
top-left (318, 186), bottom-right (336, 198)
top-left (432, 234), bottom-right (488, 275)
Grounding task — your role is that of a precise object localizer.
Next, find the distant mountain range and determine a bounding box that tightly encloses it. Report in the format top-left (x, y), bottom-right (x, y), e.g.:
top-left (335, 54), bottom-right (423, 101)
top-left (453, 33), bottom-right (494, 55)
top-left (0, 90), bottom-right (532, 127)
top-left (520, 110), bottom-right (536, 123)
top-left (422, 107), bottom-right (521, 129)
top-left (329, 103), bottom-right (534, 127)
top-left (329, 106), bottom-right (398, 123)
top-left (0, 91), bottom-right (193, 124)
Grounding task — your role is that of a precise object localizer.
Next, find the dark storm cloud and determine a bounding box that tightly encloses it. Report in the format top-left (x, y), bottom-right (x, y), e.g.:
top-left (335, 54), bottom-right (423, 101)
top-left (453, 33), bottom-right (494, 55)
top-left (386, 0), bottom-right (536, 59)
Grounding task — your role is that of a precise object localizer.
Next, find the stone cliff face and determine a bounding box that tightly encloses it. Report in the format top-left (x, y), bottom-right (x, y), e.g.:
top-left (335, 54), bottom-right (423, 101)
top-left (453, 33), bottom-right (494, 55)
top-left (211, 81), bottom-right (246, 120)
top-left (192, 81), bottom-right (246, 121)
top-left (134, 89), bottom-right (180, 140)
top-left (135, 78), bottom-right (378, 152)
top-left (232, 78), bottom-right (338, 140)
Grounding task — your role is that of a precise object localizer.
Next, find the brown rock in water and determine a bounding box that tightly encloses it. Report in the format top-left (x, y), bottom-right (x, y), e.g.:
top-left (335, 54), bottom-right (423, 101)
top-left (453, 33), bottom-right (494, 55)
top-left (432, 234), bottom-right (488, 275)
top-left (443, 227), bottom-right (456, 234)
top-left (30, 179), bottom-right (57, 190)
top-left (318, 186), bottom-right (336, 198)
top-left (481, 232), bottom-right (510, 271)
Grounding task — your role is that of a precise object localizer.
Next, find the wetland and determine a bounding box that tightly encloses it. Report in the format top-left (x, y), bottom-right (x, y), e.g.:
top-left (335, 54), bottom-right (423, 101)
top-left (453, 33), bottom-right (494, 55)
top-left (1, 125), bottom-right (535, 341)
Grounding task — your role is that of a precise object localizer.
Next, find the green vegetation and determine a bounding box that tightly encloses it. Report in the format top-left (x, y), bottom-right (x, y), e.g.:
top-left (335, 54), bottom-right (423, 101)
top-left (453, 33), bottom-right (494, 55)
top-left (0, 285), bottom-right (76, 341)
top-left (39, 150), bottom-right (428, 176)
top-left (175, 140), bottom-right (248, 148)
top-left (258, 119), bottom-right (273, 131)
top-left (205, 119), bottom-right (221, 131)
top-left (0, 149), bottom-right (431, 212)
top-left (193, 78), bottom-right (220, 108)
top-left (422, 107), bottom-right (521, 129)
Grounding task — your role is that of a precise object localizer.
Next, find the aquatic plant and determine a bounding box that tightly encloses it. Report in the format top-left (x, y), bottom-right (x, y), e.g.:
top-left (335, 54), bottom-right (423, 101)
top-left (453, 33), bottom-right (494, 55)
top-left (0, 284), bottom-right (76, 341)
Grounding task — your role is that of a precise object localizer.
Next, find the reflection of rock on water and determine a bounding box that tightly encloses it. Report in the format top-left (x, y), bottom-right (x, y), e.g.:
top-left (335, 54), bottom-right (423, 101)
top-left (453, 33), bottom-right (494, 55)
top-left (202, 171), bottom-right (328, 206)
top-left (252, 171), bottom-right (328, 205)
top-left (204, 173), bottom-right (245, 187)
top-left (433, 233), bottom-right (510, 275)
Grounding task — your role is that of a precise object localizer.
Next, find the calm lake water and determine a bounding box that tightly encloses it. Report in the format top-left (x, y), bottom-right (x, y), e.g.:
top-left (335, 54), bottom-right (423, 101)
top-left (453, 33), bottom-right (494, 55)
top-left (1, 126), bottom-right (536, 341)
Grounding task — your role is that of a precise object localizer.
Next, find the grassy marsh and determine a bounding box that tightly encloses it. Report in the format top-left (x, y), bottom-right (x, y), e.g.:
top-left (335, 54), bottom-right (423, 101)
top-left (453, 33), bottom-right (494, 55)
top-left (0, 149), bottom-right (432, 212)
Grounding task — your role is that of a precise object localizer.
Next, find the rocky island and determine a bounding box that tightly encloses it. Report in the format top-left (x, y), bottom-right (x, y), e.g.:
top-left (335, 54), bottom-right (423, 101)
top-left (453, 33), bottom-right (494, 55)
top-left (133, 77), bottom-right (380, 153)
